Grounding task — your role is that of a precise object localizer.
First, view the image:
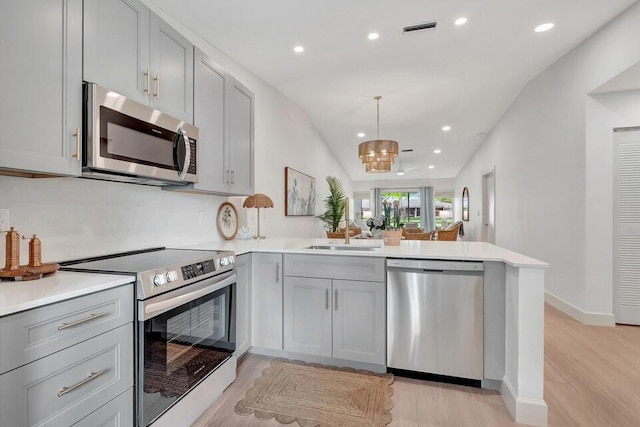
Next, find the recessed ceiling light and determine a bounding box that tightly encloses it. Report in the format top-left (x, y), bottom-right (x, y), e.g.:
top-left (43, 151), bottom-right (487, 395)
top-left (454, 17), bottom-right (468, 26)
top-left (293, 45), bottom-right (304, 53)
top-left (428, 165), bottom-right (435, 169)
top-left (434, 149), bottom-right (442, 154)
top-left (534, 23), bottom-right (554, 33)
top-left (442, 125), bottom-right (451, 131)
top-left (368, 32), bottom-right (380, 40)
top-left (357, 132), bottom-right (365, 138)
top-left (397, 171), bottom-right (405, 176)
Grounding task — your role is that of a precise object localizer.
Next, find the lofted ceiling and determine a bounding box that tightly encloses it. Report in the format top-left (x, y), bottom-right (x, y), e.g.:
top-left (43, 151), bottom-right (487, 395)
top-left (150, 0), bottom-right (637, 181)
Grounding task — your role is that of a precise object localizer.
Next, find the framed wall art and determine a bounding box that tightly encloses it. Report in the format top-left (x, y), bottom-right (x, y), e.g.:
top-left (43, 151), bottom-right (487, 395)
top-left (216, 202), bottom-right (239, 240)
top-left (285, 167), bottom-right (315, 216)
top-left (462, 187), bottom-right (470, 221)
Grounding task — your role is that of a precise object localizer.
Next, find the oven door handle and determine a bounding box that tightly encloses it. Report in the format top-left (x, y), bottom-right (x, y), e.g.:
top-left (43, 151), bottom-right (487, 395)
top-left (140, 271), bottom-right (235, 321)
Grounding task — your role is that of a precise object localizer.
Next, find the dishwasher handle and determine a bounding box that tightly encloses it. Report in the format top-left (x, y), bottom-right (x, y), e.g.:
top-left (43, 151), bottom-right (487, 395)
top-left (387, 258), bottom-right (484, 272)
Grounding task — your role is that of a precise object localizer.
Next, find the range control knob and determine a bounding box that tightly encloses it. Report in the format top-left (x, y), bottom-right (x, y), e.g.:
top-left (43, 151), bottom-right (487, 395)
top-left (166, 270), bottom-right (179, 282)
top-left (220, 257), bottom-right (229, 266)
top-left (153, 273), bottom-right (167, 287)
top-left (228, 255), bottom-right (235, 264)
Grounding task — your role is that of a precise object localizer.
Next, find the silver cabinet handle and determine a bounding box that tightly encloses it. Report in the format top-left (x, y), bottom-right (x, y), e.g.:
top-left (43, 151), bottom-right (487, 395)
top-left (58, 370), bottom-right (106, 397)
top-left (231, 169), bottom-right (235, 185)
top-left (325, 289), bottom-right (329, 310)
top-left (72, 128), bottom-right (81, 161)
top-left (144, 68), bottom-right (150, 94)
top-left (275, 263), bottom-right (280, 283)
top-left (334, 289), bottom-right (338, 311)
top-left (153, 73), bottom-right (160, 99)
top-left (58, 312), bottom-right (106, 330)
top-left (225, 170), bottom-right (230, 184)
top-left (178, 129), bottom-right (191, 180)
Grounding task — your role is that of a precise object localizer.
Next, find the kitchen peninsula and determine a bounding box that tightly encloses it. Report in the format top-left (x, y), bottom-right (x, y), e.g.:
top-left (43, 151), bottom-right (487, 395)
top-left (186, 237), bottom-right (549, 427)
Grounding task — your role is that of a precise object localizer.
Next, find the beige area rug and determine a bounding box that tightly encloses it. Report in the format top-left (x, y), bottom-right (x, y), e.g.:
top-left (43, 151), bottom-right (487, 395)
top-left (235, 358), bottom-right (394, 426)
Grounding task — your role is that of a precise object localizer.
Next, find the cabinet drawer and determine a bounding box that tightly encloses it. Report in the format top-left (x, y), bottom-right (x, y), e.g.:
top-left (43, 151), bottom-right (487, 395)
top-left (72, 388), bottom-right (133, 427)
top-left (0, 284), bottom-right (133, 374)
top-left (285, 254), bottom-right (385, 282)
top-left (0, 324), bottom-right (133, 427)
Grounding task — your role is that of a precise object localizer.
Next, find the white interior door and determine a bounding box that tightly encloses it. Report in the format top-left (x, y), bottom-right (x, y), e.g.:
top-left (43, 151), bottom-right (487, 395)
top-left (482, 169), bottom-right (496, 244)
top-left (614, 128), bottom-right (640, 325)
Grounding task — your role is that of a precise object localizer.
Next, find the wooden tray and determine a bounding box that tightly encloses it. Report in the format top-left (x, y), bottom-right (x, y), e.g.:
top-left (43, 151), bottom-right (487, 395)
top-left (0, 263), bottom-right (60, 281)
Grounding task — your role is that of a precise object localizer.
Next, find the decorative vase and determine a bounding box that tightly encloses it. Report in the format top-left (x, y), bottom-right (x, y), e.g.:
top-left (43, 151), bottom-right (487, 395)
top-left (372, 229), bottom-right (383, 239)
top-left (382, 229), bottom-right (403, 246)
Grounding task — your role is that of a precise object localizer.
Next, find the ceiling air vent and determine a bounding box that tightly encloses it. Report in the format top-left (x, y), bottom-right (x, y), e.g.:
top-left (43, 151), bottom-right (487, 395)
top-left (402, 21), bottom-right (437, 35)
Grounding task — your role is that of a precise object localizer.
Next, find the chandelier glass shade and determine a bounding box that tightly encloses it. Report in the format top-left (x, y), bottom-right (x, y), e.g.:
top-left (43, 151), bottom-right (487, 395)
top-left (358, 96), bottom-right (398, 173)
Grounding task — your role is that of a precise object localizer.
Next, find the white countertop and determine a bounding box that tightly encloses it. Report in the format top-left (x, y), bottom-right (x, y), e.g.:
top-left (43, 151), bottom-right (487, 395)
top-left (0, 271), bottom-right (134, 317)
top-left (182, 237), bottom-right (549, 269)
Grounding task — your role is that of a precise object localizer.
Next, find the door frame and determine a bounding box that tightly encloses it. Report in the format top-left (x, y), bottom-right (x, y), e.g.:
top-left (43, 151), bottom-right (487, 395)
top-left (481, 167), bottom-right (496, 243)
top-left (613, 126), bottom-right (640, 324)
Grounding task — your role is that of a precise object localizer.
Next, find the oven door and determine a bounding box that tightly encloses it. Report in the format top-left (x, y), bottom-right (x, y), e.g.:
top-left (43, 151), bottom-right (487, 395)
top-left (137, 271), bottom-right (236, 427)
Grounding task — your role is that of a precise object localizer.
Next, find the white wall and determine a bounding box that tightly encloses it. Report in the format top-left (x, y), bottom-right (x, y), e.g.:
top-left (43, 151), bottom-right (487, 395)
top-left (146, 1), bottom-right (353, 239)
top-left (0, 176), bottom-right (227, 262)
top-left (455, 3), bottom-right (640, 318)
top-left (585, 90), bottom-right (640, 315)
top-left (0, 1), bottom-right (352, 264)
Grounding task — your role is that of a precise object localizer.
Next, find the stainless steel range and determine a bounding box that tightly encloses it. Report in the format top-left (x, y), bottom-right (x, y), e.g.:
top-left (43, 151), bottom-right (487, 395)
top-left (62, 248), bottom-right (237, 427)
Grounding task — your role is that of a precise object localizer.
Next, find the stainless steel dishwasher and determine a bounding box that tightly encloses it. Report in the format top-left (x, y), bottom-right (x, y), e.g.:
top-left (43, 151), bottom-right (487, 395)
top-left (387, 259), bottom-right (484, 385)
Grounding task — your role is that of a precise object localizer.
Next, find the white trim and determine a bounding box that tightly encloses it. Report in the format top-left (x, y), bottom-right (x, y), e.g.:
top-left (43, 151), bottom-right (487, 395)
top-left (500, 377), bottom-right (548, 427)
top-left (545, 291), bottom-right (615, 326)
top-left (481, 167), bottom-right (496, 244)
top-left (249, 346), bottom-right (386, 373)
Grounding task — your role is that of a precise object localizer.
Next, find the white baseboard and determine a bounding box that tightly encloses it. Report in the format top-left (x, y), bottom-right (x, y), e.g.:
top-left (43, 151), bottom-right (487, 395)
top-left (544, 291), bottom-right (615, 327)
top-left (500, 378), bottom-right (548, 427)
top-left (248, 346), bottom-right (387, 373)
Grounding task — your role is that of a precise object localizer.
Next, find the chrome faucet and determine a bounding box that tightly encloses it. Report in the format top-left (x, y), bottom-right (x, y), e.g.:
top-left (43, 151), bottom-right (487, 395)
top-left (344, 197), bottom-right (350, 244)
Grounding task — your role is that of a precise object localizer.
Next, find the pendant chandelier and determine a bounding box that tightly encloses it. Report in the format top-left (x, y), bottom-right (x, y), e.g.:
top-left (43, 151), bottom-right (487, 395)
top-left (358, 96), bottom-right (399, 173)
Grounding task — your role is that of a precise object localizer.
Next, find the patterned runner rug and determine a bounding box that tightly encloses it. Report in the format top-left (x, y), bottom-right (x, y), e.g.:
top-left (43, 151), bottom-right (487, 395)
top-left (235, 358), bottom-right (394, 426)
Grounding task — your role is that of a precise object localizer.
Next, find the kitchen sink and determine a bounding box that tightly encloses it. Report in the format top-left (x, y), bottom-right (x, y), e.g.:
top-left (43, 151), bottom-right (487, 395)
top-left (306, 244), bottom-right (382, 251)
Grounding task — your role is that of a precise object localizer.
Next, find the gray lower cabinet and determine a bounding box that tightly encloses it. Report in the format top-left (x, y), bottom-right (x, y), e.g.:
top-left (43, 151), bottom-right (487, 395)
top-left (0, 283), bottom-right (134, 426)
top-left (0, 285), bottom-right (133, 375)
top-left (0, 0), bottom-right (83, 176)
top-left (235, 253), bottom-right (252, 356)
top-left (283, 255), bottom-right (386, 365)
top-left (0, 324), bottom-right (133, 427)
top-left (251, 253), bottom-right (283, 350)
top-left (72, 388), bottom-right (134, 427)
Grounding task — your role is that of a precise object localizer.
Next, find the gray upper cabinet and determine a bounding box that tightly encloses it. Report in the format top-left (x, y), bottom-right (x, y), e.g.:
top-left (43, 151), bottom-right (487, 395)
top-left (180, 49), bottom-right (254, 195)
top-left (191, 48), bottom-right (227, 193)
top-left (0, 0), bottom-right (83, 176)
top-left (83, 0), bottom-right (150, 105)
top-left (227, 77), bottom-right (255, 195)
top-left (149, 12), bottom-right (194, 122)
top-left (84, 0), bottom-right (193, 123)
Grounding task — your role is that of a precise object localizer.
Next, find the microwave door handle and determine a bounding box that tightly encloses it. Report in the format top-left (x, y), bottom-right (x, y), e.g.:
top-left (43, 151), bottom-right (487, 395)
top-left (178, 128), bottom-right (191, 180)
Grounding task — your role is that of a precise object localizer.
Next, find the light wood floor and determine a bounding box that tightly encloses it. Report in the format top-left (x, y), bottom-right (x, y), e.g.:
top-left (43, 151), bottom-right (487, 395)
top-left (194, 305), bottom-right (640, 426)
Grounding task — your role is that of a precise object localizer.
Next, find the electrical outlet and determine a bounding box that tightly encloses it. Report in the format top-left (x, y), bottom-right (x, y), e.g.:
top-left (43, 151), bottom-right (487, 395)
top-left (0, 209), bottom-right (9, 230)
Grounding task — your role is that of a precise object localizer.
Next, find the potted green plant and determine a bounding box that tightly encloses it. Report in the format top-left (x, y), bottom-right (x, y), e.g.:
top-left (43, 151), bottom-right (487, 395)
top-left (381, 198), bottom-right (404, 245)
top-left (316, 176), bottom-right (345, 234)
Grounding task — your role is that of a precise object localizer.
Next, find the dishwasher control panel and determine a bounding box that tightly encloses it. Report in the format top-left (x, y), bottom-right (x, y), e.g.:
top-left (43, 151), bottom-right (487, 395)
top-left (387, 258), bottom-right (484, 272)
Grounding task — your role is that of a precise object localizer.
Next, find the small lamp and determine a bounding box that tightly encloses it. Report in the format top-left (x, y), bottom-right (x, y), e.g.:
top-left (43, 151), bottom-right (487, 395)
top-left (242, 193), bottom-right (274, 239)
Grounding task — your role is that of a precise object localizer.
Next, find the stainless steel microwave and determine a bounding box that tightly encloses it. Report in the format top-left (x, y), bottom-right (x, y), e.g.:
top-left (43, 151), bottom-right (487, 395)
top-left (83, 83), bottom-right (199, 186)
